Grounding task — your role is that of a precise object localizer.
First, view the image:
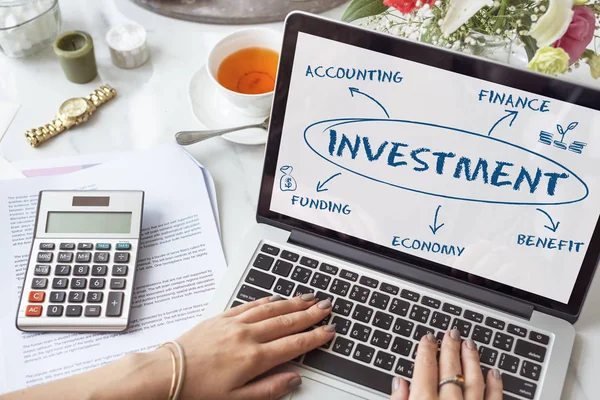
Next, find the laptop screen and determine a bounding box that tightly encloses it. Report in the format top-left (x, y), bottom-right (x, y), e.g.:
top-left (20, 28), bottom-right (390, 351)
top-left (260, 13), bottom-right (600, 317)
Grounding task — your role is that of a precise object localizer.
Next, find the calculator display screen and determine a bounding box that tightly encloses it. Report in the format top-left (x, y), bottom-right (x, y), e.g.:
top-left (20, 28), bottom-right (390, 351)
top-left (45, 212), bottom-right (132, 234)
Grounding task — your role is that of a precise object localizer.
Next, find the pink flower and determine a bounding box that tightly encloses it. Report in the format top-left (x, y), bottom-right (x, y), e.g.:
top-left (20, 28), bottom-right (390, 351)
top-left (553, 6), bottom-right (596, 65)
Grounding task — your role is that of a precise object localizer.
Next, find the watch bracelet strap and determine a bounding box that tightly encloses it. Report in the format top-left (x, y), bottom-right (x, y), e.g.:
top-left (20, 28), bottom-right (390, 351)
top-left (25, 119), bottom-right (67, 148)
top-left (87, 84), bottom-right (117, 107)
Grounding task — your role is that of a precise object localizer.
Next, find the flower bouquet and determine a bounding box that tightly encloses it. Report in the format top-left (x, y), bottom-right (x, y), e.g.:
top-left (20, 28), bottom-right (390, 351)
top-left (341, 0), bottom-right (600, 79)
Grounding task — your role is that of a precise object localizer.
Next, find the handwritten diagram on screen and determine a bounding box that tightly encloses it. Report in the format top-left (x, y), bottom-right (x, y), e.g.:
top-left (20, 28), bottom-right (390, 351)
top-left (270, 32), bottom-right (600, 303)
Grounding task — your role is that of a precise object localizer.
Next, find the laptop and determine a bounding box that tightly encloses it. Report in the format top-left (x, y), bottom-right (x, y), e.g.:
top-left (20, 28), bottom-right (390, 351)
top-left (206, 11), bottom-right (600, 400)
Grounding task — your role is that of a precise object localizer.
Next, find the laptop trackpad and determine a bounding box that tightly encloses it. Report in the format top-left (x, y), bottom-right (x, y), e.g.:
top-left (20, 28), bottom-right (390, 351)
top-left (288, 376), bottom-right (366, 399)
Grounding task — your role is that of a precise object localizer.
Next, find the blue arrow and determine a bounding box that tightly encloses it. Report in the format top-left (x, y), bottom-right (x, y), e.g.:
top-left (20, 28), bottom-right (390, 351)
top-left (429, 205), bottom-right (445, 235)
top-left (488, 110), bottom-right (519, 136)
top-left (349, 87), bottom-right (390, 118)
top-left (536, 208), bottom-right (560, 232)
top-left (316, 173), bottom-right (342, 192)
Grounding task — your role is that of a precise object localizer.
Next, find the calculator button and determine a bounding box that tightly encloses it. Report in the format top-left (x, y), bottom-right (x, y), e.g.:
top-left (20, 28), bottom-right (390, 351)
top-left (37, 252), bottom-right (53, 263)
top-left (92, 265), bottom-right (108, 276)
top-left (87, 291), bottom-right (103, 303)
top-left (75, 252), bottom-right (92, 263)
top-left (49, 291), bottom-right (66, 303)
top-left (32, 278), bottom-right (48, 289)
top-left (55, 265), bottom-right (71, 276)
top-left (96, 243), bottom-right (111, 250)
top-left (28, 291), bottom-right (45, 302)
top-left (110, 278), bottom-right (126, 290)
top-left (47, 305), bottom-right (64, 317)
top-left (116, 243), bottom-right (131, 250)
top-left (25, 305), bottom-right (43, 317)
top-left (57, 252), bottom-right (74, 263)
top-left (112, 265), bottom-right (128, 276)
top-left (93, 252), bottom-right (110, 263)
top-left (90, 278), bottom-right (106, 289)
top-left (39, 243), bottom-right (55, 250)
top-left (114, 252), bottom-right (130, 263)
top-left (68, 291), bottom-right (85, 303)
top-left (60, 243), bottom-right (76, 250)
top-left (77, 243), bottom-right (93, 250)
top-left (52, 278), bottom-right (68, 289)
top-left (85, 306), bottom-right (102, 317)
top-left (66, 305), bottom-right (83, 317)
top-left (34, 265), bottom-right (50, 276)
top-left (74, 265), bottom-right (90, 276)
top-left (106, 292), bottom-right (124, 317)
top-left (71, 278), bottom-right (87, 289)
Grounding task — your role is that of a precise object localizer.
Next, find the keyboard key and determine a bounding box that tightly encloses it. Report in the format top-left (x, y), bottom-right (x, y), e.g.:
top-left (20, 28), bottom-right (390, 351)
top-left (352, 304), bottom-right (374, 323)
top-left (442, 303), bottom-right (462, 316)
top-left (74, 265), bottom-right (90, 276)
top-left (85, 305), bottom-right (102, 317)
top-left (55, 265), bottom-right (71, 276)
top-left (60, 243), bottom-right (75, 250)
top-left (293, 285), bottom-right (314, 297)
top-left (514, 339), bottom-right (546, 363)
top-left (32, 278), bottom-right (48, 289)
top-left (413, 324), bottom-right (435, 341)
top-left (78, 243), bottom-right (93, 250)
top-left (114, 252), bottom-right (130, 263)
top-left (93, 252), bottom-right (110, 263)
top-left (373, 311), bottom-right (393, 330)
top-left (332, 337), bottom-right (355, 356)
top-left (310, 273), bottom-right (331, 290)
top-left (379, 282), bottom-right (399, 295)
top-left (303, 349), bottom-right (394, 395)
top-left (272, 260), bottom-right (293, 277)
top-left (273, 278), bottom-right (295, 296)
top-left (29, 291), bottom-right (45, 302)
top-left (245, 269), bottom-right (276, 290)
top-left (115, 243), bottom-right (131, 250)
top-left (502, 373), bottom-right (537, 399)
top-left (66, 305), bottom-right (83, 317)
top-left (521, 360), bottom-right (542, 381)
top-left (350, 323), bottom-right (372, 342)
top-left (374, 351), bottom-right (395, 371)
top-left (37, 252), bottom-right (53, 263)
top-left (49, 291), bottom-right (66, 303)
top-left (75, 252), bottom-right (92, 263)
top-left (25, 305), bottom-right (42, 317)
top-left (498, 353), bottom-right (519, 373)
top-left (260, 243), bottom-right (280, 256)
top-left (315, 291), bottom-right (334, 303)
top-left (369, 292), bottom-right (390, 310)
top-left (252, 254), bottom-right (274, 271)
top-left (300, 256), bottom-right (318, 268)
top-left (430, 311), bottom-right (451, 330)
top-left (480, 365), bottom-right (491, 380)
top-left (359, 276), bottom-right (379, 288)
top-left (316, 314), bottom-right (331, 327)
top-left (68, 291), bottom-right (85, 303)
top-left (395, 358), bottom-right (414, 379)
top-left (87, 291), bottom-right (103, 303)
top-left (52, 278), bottom-right (68, 289)
top-left (34, 265), bottom-right (50, 276)
top-left (71, 278), bottom-right (87, 289)
top-left (106, 292), bottom-right (124, 317)
top-left (393, 318), bottom-right (414, 337)
top-left (333, 298), bottom-right (354, 317)
top-left (57, 252), bottom-right (74, 263)
top-left (464, 310), bottom-right (484, 323)
top-left (320, 263), bottom-right (339, 275)
top-left (389, 298), bottom-right (410, 317)
top-left (332, 316), bottom-right (352, 335)
top-left (485, 316), bottom-right (505, 330)
top-left (39, 243), bottom-right (55, 250)
top-left (291, 266), bottom-right (312, 284)
top-left (507, 324), bottom-right (527, 338)
top-left (47, 305), bottom-right (63, 317)
top-left (353, 344), bottom-right (376, 363)
top-left (92, 265), bottom-right (108, 276)
top-left (112, 265), bottom-right (128, 276)
top-left (371, 330), bottom-right (392, 349)
top-left (340, 269), bottom-right (358, 282)
top-left (421, 296), bottom-right (440, 309)
top-left (107, 278), bottom-right (124, 290)
top-left (493, 332), bottom-right (514, 352)
top-left (391, 337), bottom-right (413, 357)
top-left (451, 318), bottom-right (472, 337)
top-left (96, 243), bottom-right (111, 250)
top-left (479, 346), bottom-right (498, 366)
top-left (409, 304), bottom-right (430, 324)
top-left (330, 279), bottom-right (351, 296)
top-left (472, 325), bottom-right (493, 344)
top-left (281, 250), bottom-right (299, 262)
top-left (350, 285), bottom-right (370, 303)
top-left (400, 289), bottom-right (420, 302)
top-left (231, 301), bottom-right (243, 308)
top-left (90, 278), bottom-right (106, 289)
top-left (529, 331), bottom-right (550, 345)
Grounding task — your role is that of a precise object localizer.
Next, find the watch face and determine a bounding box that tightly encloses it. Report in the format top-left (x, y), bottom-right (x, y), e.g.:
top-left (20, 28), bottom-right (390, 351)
top-left (59, 98), bottom-right (89, 118)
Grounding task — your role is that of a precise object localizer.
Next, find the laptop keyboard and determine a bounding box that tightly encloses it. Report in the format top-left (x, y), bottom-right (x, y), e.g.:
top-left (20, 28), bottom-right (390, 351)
top-left (231, 242), bottom-right (550, 399)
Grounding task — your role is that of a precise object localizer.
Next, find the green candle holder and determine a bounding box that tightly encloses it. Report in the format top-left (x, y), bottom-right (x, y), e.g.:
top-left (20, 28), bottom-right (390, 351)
top-left (53, 31), bottom-right (98, 84)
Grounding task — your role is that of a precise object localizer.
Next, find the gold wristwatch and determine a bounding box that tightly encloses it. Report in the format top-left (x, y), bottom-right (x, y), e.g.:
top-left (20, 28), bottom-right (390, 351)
top-left (25, 84), bottom-right (117, 148)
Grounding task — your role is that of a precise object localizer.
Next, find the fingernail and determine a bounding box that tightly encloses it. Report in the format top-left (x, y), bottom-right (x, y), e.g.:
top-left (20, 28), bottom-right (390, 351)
top-left (450, 328), bottom-right (461, 341)
top-left (426, 333), bottom-right (436, 342)
top-left (301, 293), bottom-right (315, 301)
top-left (269, 295), bottom-right (283, 302)
top-left (324, 324), bottom-right (336, 332)
top-left (288, 376), bottom-right (302, 389)
top-left (392, 376), bottom-right (403, 393)
top-left (466, 339), bottom-right (477, 350)
top-left (317, 299), bottom-right (332, 309)
top-left (492, 369), bottom-right (501, 380)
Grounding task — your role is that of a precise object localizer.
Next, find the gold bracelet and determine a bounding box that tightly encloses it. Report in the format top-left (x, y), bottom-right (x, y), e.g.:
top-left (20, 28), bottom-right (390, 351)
top-left (161, 345), bottom-right (177, 400)
top-left (159, 341), bottom-right (186, 400)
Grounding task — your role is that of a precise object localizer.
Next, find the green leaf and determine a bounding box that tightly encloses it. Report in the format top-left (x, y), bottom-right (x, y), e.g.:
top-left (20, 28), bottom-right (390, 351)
top-left (341, 0), bottom-right (388, 23)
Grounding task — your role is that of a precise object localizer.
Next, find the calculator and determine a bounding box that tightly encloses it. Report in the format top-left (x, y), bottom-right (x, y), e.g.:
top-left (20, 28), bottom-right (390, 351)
top-left (16, 190), bottom-right (144, 332)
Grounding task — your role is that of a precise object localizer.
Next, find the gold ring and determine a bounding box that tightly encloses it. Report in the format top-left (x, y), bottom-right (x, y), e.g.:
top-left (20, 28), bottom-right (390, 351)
top-left (438, 374), bottom-right (465, 390)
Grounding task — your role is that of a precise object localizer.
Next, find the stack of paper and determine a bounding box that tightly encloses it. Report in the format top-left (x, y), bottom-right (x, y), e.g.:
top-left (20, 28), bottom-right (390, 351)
top-left (0, 143), bottom-right (227, 394)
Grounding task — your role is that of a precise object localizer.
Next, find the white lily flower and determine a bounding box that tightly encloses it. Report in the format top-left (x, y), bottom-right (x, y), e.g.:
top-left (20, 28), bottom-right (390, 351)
top-left (528, 0), bottom-right (574, 47)
top-left (440, 0), bottom-right (489, 36)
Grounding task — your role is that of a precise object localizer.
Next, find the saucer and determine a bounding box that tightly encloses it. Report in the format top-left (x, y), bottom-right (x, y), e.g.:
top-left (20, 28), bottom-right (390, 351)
top-left (188, 65), bottom-right (268, 145)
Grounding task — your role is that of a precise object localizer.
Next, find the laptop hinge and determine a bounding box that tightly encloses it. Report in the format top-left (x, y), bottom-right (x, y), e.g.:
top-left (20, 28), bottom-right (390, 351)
top-left (288, 230), bottom-right (534, 320)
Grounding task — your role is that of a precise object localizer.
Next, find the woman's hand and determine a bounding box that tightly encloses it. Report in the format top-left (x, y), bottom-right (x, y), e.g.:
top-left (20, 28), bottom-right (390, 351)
top-left (390, 330), bottom-right (503, 400)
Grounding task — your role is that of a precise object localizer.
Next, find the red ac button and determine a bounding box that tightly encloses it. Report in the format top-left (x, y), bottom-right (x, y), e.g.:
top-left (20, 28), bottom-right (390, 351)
top-left (25, 305), bottom-right (43, 317)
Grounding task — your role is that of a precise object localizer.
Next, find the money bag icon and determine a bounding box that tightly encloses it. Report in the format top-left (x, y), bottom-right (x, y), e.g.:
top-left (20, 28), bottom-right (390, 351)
top-left (279, 166), bottom-right (297, 192)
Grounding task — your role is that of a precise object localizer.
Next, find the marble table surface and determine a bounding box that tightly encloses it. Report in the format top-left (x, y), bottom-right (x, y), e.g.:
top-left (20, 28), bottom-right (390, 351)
top-left (0, 1), bottom-right (598, 399)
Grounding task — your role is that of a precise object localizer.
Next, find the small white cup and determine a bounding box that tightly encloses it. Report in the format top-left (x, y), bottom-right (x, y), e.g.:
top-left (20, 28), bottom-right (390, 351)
top-left (207, 28), bottom-right (282, 118)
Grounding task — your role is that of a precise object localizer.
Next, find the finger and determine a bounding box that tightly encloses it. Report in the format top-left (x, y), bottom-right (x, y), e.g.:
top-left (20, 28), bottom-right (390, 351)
top-left (238, 293), bottom-right (317, 324)
top-left (252, 299), bottom-right (333, 342)
top-left (461, 339), bottom-right (485, 400)
top-left (438, 329), bottom-right (464, 399)
top-left (411, 333), bottom-right (439, 398)
top-left (484, 369), bottom-right (503, 400)
top-left (222, 296), bottom-right (276, 318)
top-left (390, 376), bottom-right (409, 400)
top-left (230, 372), bottom-right (302, 400)
top-left (260, 325), bottom-right (336, 368)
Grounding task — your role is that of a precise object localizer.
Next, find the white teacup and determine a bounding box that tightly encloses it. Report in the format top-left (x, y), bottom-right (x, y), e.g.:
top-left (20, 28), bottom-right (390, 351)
top-left (207, 28), bottom-right (282, 118)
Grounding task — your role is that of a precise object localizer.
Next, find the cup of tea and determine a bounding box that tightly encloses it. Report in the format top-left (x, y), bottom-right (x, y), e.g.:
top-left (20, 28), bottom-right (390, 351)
top-left (207, 28), bottom-right (282, 118)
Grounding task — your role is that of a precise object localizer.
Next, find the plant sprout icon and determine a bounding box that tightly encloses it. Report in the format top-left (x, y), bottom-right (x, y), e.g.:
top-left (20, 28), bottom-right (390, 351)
top-left (538, 121), bottom-right (586, 154)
